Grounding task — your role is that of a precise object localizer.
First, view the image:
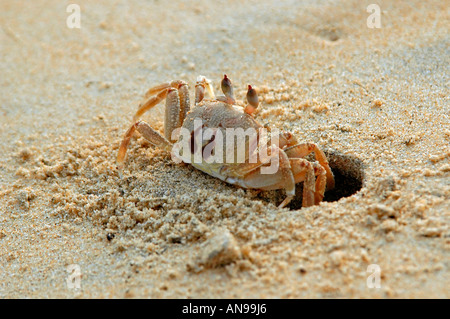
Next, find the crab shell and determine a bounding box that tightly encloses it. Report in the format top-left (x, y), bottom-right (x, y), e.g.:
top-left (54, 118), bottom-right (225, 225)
top-left (180, 100), bottom-right (266, 186)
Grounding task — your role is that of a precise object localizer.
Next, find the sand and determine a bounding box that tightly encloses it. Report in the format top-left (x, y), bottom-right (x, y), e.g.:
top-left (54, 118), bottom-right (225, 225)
top-left (0, 0), bottom-right (449, 298)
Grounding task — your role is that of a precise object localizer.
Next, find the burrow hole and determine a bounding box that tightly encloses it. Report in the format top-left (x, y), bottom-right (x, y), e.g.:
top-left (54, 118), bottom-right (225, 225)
top-left (289, 151), bottom-right (365, 210)
top-left (256, 151), bottom-right (365, 210)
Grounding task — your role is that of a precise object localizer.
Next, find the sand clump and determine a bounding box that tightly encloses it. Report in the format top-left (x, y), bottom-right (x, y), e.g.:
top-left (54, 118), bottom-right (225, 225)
top-left (187, 228), bottom-right (242, 272)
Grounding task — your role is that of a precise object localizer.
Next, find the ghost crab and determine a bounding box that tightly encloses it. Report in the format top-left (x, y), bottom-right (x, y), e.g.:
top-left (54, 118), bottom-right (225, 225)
top-left (117, 75), bottom-right (334, 208)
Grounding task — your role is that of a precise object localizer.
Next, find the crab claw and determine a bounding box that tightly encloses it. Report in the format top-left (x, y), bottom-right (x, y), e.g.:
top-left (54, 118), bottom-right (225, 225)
top-left (244, 85), bottom-right (259, 116)
top-left (220, 74), bottom-right (235, 104)
top-left (195, 82), bottom-right (205, 104)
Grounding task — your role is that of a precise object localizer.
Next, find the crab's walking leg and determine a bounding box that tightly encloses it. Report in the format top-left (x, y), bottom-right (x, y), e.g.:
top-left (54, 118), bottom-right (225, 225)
top-left (164, 88), bottom-right (182, 142)
top-left (268, 149), bottom-right (296, 208)
top-left (166, 81), bottom-right (190, 141)
top-left (288, 158), bottom-right (317, 207)
top-left (144, 83), bottom-right (170, 99)
top-left (284, 142), bottom-right (335, 190)
top-left (290, 159), bottom-right (327, 205)
top-left (117, 120), bottom-right (172, 167)
top-left (131, 80), bottom-right (190, 143)
top-left (178, 82), bottom-right (190, 125)
top-left (312, 163), bottom-right (327, 204)
top-left (133, 89), bottom-right (168, 122)
top-left (133, 80), bottom-right (190, 124)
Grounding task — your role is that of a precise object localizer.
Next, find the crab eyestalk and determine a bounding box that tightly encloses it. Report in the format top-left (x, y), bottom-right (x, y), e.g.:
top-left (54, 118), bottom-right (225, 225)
top-left (244, 85), bottom-right (259, 116)
top-left (221, 74), bottom-right (235, 104)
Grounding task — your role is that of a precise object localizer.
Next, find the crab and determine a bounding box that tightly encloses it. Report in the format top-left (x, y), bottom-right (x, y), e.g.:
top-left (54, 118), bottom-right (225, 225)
top-left (117, 75), bottom-right (334, 208)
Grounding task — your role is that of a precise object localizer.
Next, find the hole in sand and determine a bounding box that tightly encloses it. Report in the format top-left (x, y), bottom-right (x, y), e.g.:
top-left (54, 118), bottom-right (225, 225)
top-left (286, 151), bottom-right (365, 210)
top-left (322, 151), bottom-right (365, 202)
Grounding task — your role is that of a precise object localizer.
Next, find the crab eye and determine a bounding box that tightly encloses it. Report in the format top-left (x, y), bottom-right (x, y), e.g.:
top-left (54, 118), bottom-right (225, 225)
top-left (244, 85), bottom-right (259, 116)
top-left (284, 132), bottom-right (293, 140)
top-left (246, 85), bottom-right (259, 108)
top-left (221, 74), bottom-right (234, 100)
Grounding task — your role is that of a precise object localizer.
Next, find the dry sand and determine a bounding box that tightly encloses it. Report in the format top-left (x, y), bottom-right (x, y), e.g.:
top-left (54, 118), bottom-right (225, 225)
top-left (0, 0), bottom-right (449, 298)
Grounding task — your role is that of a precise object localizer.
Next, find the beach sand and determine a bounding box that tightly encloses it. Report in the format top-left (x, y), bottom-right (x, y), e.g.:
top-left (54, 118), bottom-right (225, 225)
top-left (0, 0), bottom-right (448, 298)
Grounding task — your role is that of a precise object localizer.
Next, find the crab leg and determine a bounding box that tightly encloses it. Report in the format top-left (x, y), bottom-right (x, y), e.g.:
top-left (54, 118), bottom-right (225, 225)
top-left (290, 159), bottom-right (327, 205)
top-left (133, 80), bottom-right (190, 123)
top-left (312, 162), bottom-right (327, 204)
top-left (284, 142), bottom-right (335, 190)
top-left (164, 88), bottom-right (182, 142)
top-left (117, 120), bottom-right (172, 167)
top-left (178, 82), bottom-right (190, 125)
top-left (131, 80), bottom-right (191, 143)
top-left (133, 89), bottom-right (169, 121)
top-left (143, 83), bottom-right (170, 99)
top-left (285, 158), bottom-right (315, 207)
